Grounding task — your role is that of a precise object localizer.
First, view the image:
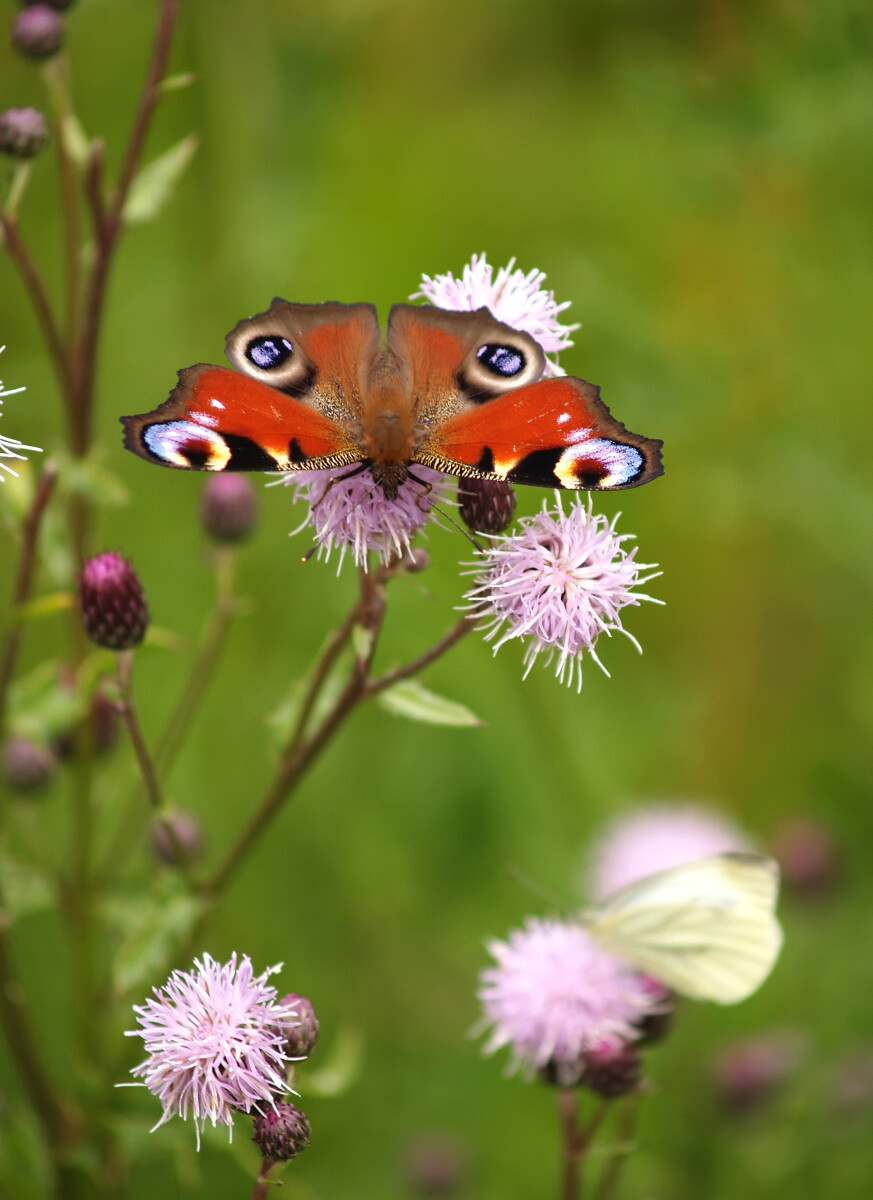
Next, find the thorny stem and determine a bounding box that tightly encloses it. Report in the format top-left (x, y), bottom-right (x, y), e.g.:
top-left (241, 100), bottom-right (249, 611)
top-left (558, 1089), bottom-right (609, 1200)
top-left (251, 1159), bottom-right (278, 1200)
top-left (0, 904), bottom-right (81, 1187)
top-left (0, 460), bottom-right (59, 737)
top-left (72, 0), bottom-right (181, 455)
top-left (593, 1094), bottom-right (640, 1200)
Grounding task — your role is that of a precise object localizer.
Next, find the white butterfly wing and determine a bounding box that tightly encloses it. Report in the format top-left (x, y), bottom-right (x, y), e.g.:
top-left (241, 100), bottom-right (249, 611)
top-left (584, 853), bottom-right (783, 1005)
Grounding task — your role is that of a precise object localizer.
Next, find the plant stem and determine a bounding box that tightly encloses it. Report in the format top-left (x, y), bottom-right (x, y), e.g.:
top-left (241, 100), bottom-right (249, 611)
top-left (42, 55), bottom-right (82, 353)
top-left (250, 1159), bottom-right (277, 1200)
top-left (558, 1090), bottom-right (609, 1200)
top-left (593, 1094), bottom-right (639, 1200)
top-left (0, 460), bottom-right (59, 736)
top-left (116, 651), bottom-right (162, 811)
top-left (0, 212), bottom-right (70, 401)
top-left (365, 614), bottom-right (476, 697)
top-left (72, 0), bottom-right (181, 455)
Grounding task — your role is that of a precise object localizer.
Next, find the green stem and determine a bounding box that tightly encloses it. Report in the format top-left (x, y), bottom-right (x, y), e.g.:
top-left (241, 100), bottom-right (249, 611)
top-left (593, 1094), bottom-right (639, 1200)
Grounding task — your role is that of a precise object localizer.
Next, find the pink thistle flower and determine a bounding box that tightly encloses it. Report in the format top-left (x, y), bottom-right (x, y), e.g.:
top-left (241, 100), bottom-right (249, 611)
top-left (412, 254), bottom-right (578, 375)
top-left (272, 464), bottom-right (450, 571)
top-left (463, 495), bottom-right (662, 689)
top-left (0, 347), bottom-right (41, 481)
top-left (478, 917), bottom-right (661, 1085)
top-left (124, 953), bottom-right (301, 1148)
top-left (588, 804), bottom-right (752, 902)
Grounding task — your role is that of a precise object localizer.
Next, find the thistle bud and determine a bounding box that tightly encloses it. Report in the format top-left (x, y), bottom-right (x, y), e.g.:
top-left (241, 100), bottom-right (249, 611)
top-left (11, 5), bottom-right (64, 59)
top-left (78, 552), bottom-right (149, 651)
top-left (713, 1034), bottom-right (803, 1113)
top-left (0, 107), bottom-right (48, 159)
top-left (252, 1103), bottom-right (310, 1161)
top-left (2, 735), bottom-right (56, 794)
top-left (580, 1039), bottom-right (643, 1099)
top-left (278, 994), bottom-right (319, 1058)
top-left (401, 547), bottom-right (430, 573)
top-left (634, 976), bottom-right (676, 1046)
top-left (200, 474), bottom-right (258, 542)
top-left (457, 478), bottom-right (516, 535)
top-left (771, 816), bottom-right (840, 895)
top-left (150, 810), bottom-right (204, 865)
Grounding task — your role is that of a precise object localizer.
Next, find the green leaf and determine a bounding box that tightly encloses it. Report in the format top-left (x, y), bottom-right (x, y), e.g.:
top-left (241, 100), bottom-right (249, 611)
top-left (352, 623), bottom-right (374, 661)
top-left (59, 114), bottom-right (91, 169)
top-left (109, 887), bottom-right (208, 995)
top-left (7, 659), bottom-right (86, 742)
top-left (297, 1027), bottom-right (365, 1098)
top-left (375, 680), bottom-right (483, 727)
top-left (58, 449), bottom-right (130, 507)
top-left (158, 72), bottom-right (197, 94)
top-left (123, 134), bottom-right (199, 225)
top-left (12, 591), bottom-right (74, 625)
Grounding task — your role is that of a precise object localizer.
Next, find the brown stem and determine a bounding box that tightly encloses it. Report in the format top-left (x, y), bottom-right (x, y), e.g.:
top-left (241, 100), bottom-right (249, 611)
top-left (115, 651), bottom-right (162, 811)
top-left (286, 601), bottom-right (362, 750)
top-left (558, 1090), bottom-right (609, 1200)
top-left (364, 614), bottom-right (476, 698)
top-left (0, 461), bottom-right (59, 736)
top-left (72, 0), bottom-right (182, 454)
top-left (0, 908), bottom-right (81, 1161)
top-left (251, 1158), bottom-right (277, 1200)
top-left (0, 213), bottom-right (70, 402)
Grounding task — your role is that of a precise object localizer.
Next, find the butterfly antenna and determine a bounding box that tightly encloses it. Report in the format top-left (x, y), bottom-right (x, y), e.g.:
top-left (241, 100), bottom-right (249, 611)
top-left (405, 470), bottom-right (486, 553)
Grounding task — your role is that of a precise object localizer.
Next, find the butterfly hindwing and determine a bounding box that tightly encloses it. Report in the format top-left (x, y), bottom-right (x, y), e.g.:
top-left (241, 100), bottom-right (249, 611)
top-left (121, 364), bottom-right (360, 473)
top-left (585, 853), bottom-right (783, 1004)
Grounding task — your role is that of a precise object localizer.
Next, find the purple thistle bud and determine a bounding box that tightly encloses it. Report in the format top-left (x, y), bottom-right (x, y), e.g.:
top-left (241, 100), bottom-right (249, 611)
top-left (0, 107), bottom-right (48, 159)
top-left (1, 735), bottom-right (56, 793)
top-left (579, 1039), bottom-right (643, 1098)
top-left (457, 478), bottom-right (516, 535)
top-left (771, 816), bottom-right (840, 895)
top-left (633, 977), bottom-right (676, 1046)
top-left (200, 474), bottom-right (258, 542)
top-left (78, 552), bottom-right (149, 651)
top-left (252, 1102), bottom-right (311, 1161)
top-left (150, 811), bottom-right (204, 866)
top-left (403, 1133), bottom-right (468, 1196)
top-left (713, 1033), bottom-right (804, 1113)
top-left (11, 5), bottom-right (64, 59)
top-left (53, 680), bottom-right (119, 762)
top-left (276, 994), bottom-right (319, 1058)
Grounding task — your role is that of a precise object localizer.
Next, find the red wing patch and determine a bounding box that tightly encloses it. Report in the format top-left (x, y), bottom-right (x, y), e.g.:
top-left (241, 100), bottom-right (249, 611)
top-left (121, 365), bottom-right (361, 472)
top-left (416, 376), bottom-right (663, 490)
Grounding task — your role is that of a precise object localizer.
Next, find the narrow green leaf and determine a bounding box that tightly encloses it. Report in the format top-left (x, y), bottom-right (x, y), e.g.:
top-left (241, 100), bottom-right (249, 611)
top-left (13, 591), bottom-right (74, 625)
top-left (352, 623), bottom-right (374, 661)
top-left (0, 852), bottom-right (54, 919)
top-left (110, 890), bottom-right (207, 995)
top-left (158, 71), bottom-right (197, 94)
top-left (122, 133), bottom-right (199, 226)
top-left (60, 114), bottom-right (90, 168)
top-left (376, 680), bottom-right (483, 727)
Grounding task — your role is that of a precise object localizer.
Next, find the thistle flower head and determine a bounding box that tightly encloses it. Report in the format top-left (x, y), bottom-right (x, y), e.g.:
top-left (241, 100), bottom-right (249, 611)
top-left (588, 804), bottom-right (752, 901)
top-left (125, 953), bottom-right (301, 1148)
top-left (78, 552), bottom-right (149, 651)
top-left (478, 917), bottom-right (661, 1085)
top-left (412, 254), bottom-right (578, 375)
top-left (0, 107), bottom-right (49, 159)
top-left (252, 1102), bottom-right (311, 1161)
top-left (463, 494), bottom-right (662, 690)
top-left (273, 464), bottom-right (450, 571)
top-left (1, 347), bottom-right (41, 480)
top-left (11, 5), bottom-right (65, 60)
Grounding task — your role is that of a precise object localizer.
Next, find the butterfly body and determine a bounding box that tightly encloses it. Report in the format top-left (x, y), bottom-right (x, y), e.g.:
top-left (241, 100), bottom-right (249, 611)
top-left (122, 300), bottom-right (663, 497)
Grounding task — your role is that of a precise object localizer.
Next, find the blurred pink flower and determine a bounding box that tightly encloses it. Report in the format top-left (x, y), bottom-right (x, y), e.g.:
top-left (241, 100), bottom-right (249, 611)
top-left (588, 804), bottom-right (752, 901)
top-left (412, 254), bottom-right (578, 375)
top-left (274, 464), bottom-right (450, 571)
top-left (478, 917), bottom-right (660, 1085)
top-left (125, 953), bottom-right (300, 1147)
top-left (464, 495), bottom-right (662, 689)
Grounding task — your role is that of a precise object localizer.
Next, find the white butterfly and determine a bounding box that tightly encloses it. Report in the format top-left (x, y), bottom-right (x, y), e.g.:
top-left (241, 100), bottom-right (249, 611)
top-left (582, 853), bottom-right (783, 1005)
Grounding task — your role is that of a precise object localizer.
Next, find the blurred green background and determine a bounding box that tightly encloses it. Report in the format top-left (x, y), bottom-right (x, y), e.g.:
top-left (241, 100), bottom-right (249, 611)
top-left (2, 0), bottom-right (873, 1196)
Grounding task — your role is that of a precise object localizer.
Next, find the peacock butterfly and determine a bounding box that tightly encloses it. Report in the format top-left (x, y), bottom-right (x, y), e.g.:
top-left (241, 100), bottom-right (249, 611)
top-left (121, 300), bottom-right (663, 498)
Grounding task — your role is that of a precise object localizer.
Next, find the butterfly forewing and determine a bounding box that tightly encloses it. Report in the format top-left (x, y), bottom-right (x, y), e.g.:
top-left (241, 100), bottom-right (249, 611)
top-left (585, 854), bottom-right (783, 1004)
top-left (122, 365), bottom-right (360, 473)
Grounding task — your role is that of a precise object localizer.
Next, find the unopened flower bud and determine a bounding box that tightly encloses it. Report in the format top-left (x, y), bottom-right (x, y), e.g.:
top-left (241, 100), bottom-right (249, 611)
top-left (458, 478), bottom-right (516, 535)
top-left (634, 976), bottom-right (676, 1046)
top-left (579, 1039), bottom-right (643, 1098)
top-left (401, 547), bottom-right (430, 573)
top-left (252, 1102), bottom-right (310, 1161)
top-left (403, 1133), bottom-right (467, 1196)
top-left (11, 5), bottom-right (64, 59)
top-left (713, 1033), bottom-right (803, 1113)
top-left (278, 994), bottom-right (319, 1058)
top-left (2, 735), bottom-right (56, 793)
top-left (78, 552), bottom-right (149, 650)
top-left (53, 680), bottom-right (119, 762)
top-left (0, 107), bottom-right (48, 159)
top-left (771, 816), bottom-right (840, 895)
top-left (151, 811), bottom-right (204, 865)
top-left (200, 474), bottom-right (258, 542)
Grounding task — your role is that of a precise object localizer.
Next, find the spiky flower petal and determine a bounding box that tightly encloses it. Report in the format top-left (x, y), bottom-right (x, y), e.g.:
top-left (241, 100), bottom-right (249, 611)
top-left (125, 953), bottom-right (301, 1148)
top-left (464, 495), bottom-right (662, 689)
top-left (273, 465), bottom-right (450, 571)
top-left (0, 347), bottom-right (41, 480)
